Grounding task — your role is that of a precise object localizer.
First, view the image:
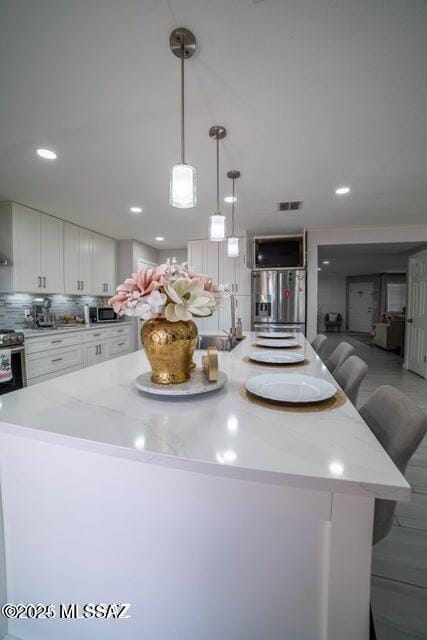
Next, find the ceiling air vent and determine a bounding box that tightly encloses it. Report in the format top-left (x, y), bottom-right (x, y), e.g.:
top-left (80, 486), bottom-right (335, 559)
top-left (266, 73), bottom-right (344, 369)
top-left (278, 201), bottom-right (303, 212)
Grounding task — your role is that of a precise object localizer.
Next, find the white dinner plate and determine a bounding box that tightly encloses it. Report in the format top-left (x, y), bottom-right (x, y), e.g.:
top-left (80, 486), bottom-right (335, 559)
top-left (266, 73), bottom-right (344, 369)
top-left (246, 373), bottom-right (337, 404)
top-left (249, 351), bottom-right (306, 365)
top-left (257, 332), bottom-right (295, 339)
top-left (255, 338), bottom-right (298, 348)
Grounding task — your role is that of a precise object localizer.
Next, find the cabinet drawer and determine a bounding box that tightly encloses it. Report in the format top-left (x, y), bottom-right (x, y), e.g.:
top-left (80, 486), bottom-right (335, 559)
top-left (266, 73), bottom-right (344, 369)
top-left (26, 332), bottom-right (82, 354)
top-left (82, 328), bottom-right (111, 343)
top-left (109, 334), bottom-right (131, 356)
top-left (109, 325), bottom-right (131, 339)
top-left (27, 345), bottom-right (83, 379)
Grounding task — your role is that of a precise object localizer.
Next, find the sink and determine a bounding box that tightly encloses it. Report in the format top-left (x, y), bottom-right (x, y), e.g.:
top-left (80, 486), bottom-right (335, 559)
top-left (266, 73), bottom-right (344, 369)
top-left (196, 334), bottom-right (238, 352)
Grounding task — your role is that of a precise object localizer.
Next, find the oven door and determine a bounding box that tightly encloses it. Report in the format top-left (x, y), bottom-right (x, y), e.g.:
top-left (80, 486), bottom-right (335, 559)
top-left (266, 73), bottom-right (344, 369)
top-left (0, 347), bottom-right (27, 395)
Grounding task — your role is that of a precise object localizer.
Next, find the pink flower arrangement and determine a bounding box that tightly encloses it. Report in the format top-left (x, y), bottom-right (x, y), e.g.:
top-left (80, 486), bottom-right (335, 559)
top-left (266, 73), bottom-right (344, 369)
top-left (109, 259), bottom-right (229, 321)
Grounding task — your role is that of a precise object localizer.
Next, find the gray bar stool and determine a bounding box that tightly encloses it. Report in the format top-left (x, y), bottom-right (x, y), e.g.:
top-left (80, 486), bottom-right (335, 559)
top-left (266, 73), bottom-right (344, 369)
top-left (334, 355), bottom-right (368, 406)
top-left (359, 385), bottom-right (426, 639)
top-left (325, 341), bottom-right (354, 374)
top-left (311, 334), bottom-right (327, 357)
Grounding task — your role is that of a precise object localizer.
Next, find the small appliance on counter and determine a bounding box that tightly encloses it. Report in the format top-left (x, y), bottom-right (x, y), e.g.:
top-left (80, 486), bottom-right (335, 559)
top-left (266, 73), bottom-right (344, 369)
top-left (89, 306), bottom-right (119, 323)
top-left (0, 329), bottom-right (26, 395)
top-left (32, 298), bottom-right (56, 329)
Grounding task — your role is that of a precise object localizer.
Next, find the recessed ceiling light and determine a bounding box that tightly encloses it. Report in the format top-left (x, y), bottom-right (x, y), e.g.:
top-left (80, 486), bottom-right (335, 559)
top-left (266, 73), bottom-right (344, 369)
top-left (155, 236), bottom-right (164, 242)
top-left (318, 267), bottom-right (322, 271)
top-left (36, 148), bottom-right (57, 160)
top-left (322, 260), bottom-right (330, 265)
top-left (130, 206), bottom-right (142, 214)
top-left (335, 186), bottom-right (350, 195)
top-left (224, 196), bottom-right (237, 203)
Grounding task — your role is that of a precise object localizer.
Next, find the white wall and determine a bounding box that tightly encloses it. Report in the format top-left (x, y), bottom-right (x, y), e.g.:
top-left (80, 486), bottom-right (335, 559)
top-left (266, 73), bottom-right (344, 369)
top-left (317, 275), bottom-right (347, 332)
top-left (307, 224), bottom-right (427, 340)
top-left (117, 240), bottom-right (159, 284)
top-left (158, 248), bottom-right (187, 264)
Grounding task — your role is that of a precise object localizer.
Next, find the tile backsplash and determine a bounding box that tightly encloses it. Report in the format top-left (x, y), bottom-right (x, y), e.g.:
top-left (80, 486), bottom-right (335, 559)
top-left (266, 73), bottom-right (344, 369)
top-left (0, 294), bottom-right (100, 329)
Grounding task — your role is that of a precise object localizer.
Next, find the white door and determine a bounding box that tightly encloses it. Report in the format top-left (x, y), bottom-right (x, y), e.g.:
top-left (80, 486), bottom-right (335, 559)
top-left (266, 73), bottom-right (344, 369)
top-left (92, 233), bottom-right (116, 296)
top-left (348, 282), bottom-right (374, 333)
top-left (79, 227), bottom-right (93, 294)
top-left (40, 213), bottom-right (64, 294)
top-left (202, 240), bottom-right (219, 332)
top-left (64, 223), bottom-right (81, 294)
top-left (235, 240), bottom-right (251, 295)
top-left (12, 204), bottom-right (41, 293)
top-left (236, 295), bottom-right (251, 331)
top-left (187, 240), bottom-right (203, 274)
top-left (219, 242), bottom-right (236, 291)
top-left (405, 250), bottom-right (427, 378)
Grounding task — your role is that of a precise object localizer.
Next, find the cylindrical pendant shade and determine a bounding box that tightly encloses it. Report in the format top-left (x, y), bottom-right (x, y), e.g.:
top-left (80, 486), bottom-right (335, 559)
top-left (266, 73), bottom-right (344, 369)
top-left (209, 214), bottom-right (226, 242)
top-left (169, 163), bottom-right (197, 208)
top-left (227, 236), bottom-right (239, 257)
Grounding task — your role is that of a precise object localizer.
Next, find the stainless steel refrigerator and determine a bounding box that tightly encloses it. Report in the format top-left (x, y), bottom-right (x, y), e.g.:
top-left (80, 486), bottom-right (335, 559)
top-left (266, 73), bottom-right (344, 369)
top-left (251, 269), bottom-right (306, 334)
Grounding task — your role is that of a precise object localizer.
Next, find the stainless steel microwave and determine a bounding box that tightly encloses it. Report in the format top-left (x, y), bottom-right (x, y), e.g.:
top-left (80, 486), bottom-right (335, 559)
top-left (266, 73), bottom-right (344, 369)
top-left (89, 306), bottom-right (119, 323)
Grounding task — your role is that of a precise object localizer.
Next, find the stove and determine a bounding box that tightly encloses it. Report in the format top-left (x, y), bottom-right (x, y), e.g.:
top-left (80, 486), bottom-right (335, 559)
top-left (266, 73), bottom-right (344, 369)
top-left (0, 329), bottom-right (26, 394)
top-left (0, 329), bottom-right (25, 347)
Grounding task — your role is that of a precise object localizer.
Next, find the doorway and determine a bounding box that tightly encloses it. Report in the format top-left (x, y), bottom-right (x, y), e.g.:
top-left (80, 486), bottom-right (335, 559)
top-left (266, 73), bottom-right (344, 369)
top-left (348, 282), bottom-right (374, 333)
top-left (405, 249), bottom-right (427, 379)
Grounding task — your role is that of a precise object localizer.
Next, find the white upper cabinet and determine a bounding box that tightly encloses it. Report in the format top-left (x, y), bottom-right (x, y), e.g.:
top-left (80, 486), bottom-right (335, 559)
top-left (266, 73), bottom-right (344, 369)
top-left (92, 233), bottom-right (116, 296)
top-left (40, 213), bottom-right (64, 293)
top-left (8, 203), bottom-right (64, 294)
top-left (64, 223), bottom-right (93, 295)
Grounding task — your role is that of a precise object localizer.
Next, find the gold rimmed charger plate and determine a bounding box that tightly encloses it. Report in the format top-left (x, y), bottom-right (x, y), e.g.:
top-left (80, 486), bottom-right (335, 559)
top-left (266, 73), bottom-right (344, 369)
top-left (242, 355), bottom-right (309, 369)
top-left (239, 385), bottom-right (347, 413)
top-left (251, 343), bottom-right (302, 350)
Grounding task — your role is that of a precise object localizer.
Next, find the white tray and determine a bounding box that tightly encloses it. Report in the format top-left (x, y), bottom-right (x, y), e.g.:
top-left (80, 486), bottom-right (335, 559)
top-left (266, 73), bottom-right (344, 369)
top-left (135, 369), bottom-right (228, 397)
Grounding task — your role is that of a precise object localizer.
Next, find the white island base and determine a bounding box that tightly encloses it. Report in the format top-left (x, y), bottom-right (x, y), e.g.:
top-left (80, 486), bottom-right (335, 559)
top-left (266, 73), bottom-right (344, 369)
top-left (0, 334), bottom-right (409, 640)
top-left (0, 434), bottom-right (373, 640)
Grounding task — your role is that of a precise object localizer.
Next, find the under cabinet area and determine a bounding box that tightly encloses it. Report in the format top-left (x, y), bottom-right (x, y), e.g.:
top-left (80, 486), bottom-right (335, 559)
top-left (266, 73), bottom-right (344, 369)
top-left (25, 323), bottom-right (133, 386)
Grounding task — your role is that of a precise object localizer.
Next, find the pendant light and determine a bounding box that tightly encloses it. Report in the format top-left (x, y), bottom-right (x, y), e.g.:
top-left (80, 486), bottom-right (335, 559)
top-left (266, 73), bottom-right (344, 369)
top-left (208, 125), bottom-right (226, 241)
top-left (169, 28), bottom-right (197, 208)
top-left (226, 170), bottom-right (240, 257)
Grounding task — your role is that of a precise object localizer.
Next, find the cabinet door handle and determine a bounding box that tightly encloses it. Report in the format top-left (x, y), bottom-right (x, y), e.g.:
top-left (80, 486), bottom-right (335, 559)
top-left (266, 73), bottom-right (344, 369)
top-left (117, 342), bottom-right (125, 346)
top-left (51, 339), bottom-right (62, 344)
top-left (43, 276), bottom-right (46, 288)
top-left (93, 333), bottom-right (101, 337)
top-left (99, 344), bottom-right (102, 354)
top-left (95, 345), bottom-right (99, 355)
top-left (77, 280), bottom-right (80, 290)
top-left (235, 283), bottom-right (238, 292)
top-left (81, 280), bottom-right (84, 290)
top-left (52, 357), bottom-right (63, 363)
top-left (38, 276), bottom-right (42, 287)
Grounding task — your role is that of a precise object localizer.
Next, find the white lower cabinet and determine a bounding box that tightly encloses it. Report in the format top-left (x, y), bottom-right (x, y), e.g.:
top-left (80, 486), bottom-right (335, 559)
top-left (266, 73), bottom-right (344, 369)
top-left (83, 339), bottom-right (110, 367)
top-left (26, 324), bottom-right (133, 385)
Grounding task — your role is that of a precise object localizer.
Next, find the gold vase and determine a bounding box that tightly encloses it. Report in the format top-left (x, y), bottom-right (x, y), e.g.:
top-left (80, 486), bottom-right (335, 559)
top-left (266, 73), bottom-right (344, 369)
top-left (142, 318), bottom-right (198, 384)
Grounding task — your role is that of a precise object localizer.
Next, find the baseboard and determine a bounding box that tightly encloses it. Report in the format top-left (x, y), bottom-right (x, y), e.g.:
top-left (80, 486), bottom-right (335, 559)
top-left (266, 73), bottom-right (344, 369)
top-left (4, 634), bottom-right (22, 640)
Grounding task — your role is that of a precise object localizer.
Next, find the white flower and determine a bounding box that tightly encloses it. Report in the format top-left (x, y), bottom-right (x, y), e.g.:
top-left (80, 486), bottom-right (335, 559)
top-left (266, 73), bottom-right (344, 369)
top-left (164, 278), bottom-right (216, 322)
top-left (123, 290), bottom-right (166, 319)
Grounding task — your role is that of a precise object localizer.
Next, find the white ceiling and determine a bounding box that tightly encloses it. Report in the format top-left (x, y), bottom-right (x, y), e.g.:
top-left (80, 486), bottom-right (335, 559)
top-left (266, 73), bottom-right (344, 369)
top-left (318, 242), bottom-right (425, 275)
top-left (0, 0), bottom-right (426, 250)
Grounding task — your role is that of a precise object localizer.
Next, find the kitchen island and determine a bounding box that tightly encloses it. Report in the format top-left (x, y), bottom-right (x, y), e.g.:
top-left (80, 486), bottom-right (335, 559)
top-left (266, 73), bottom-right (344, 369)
top-left (0, 333), bottom-right (409, 640)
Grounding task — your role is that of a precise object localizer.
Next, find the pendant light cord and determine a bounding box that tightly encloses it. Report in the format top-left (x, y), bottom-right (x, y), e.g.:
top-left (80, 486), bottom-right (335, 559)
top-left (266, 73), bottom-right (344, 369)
top-left (216, 136), bottom-right (220, 213)
top-left (180, 38), bottom-right (185, 164)
top-left (231, 178), bottom-right (235, 235)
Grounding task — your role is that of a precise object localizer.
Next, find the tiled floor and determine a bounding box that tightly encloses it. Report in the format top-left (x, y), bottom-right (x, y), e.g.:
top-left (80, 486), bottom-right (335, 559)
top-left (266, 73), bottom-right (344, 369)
top-left (322, 332), bottom-right (427, 639)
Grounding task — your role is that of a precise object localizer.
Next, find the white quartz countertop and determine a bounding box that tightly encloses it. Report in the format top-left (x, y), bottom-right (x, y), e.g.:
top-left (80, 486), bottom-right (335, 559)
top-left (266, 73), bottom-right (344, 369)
top-left (0, 332), bottom-right (410, 499)
top-left (22, 320), bottom-right (133, 338)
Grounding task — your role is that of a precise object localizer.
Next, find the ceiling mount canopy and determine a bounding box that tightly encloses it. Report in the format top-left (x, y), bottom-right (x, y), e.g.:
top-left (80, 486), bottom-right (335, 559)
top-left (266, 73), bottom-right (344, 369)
top-left (226, 170), bottom-right (241, 257)
top-left (169, 28), bottom-right (197, 209)
top-left (208, 126), bottom-right (227, 242)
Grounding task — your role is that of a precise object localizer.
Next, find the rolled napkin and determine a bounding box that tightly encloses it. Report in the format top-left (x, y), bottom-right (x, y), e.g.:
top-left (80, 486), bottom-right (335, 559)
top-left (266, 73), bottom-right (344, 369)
top-left (0, 349), bottom-right (12, 383)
